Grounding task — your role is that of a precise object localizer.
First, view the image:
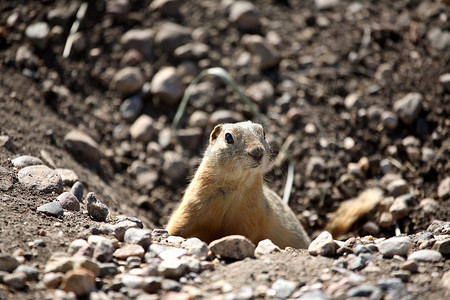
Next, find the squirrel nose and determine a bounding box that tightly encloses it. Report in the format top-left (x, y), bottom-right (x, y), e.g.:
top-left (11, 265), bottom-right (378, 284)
top-left (248, 147), bottom-right (264, 161)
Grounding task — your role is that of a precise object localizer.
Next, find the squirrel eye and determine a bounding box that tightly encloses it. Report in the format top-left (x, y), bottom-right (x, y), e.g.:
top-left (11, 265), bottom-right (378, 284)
top-left (225, 133), bottom-right (234, 144)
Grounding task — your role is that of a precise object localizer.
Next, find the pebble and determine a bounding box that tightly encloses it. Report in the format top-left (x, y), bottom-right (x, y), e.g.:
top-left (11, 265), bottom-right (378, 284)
top-left (68, 239), bottom-right (89, 255)
top-left (11, 155), bottom-right (43, 168)
top-left (56, 192), bottom-right (80, 211)
top-left (120, 94), bottom-right (143, 122)
top-left (114, 220), bottom-right (141, 241)
top-left (18, 165), bottom-right (63, 194)
top-left (305, 156), bottom-right (326, 179)
top-left (245, 81), bottom-right (275, 107)
top-left (113, 244), bottom-right (145, 260)
top-left (308, 231), bottom-right (338, 257)
top-left (208, 235), bottom-right (256, 260)
top-left (106, 0), bottom-right (130, 18)
top-left (158, 247), bottom-right (188, 261)
top-left (346, 284), bottom-right (379, 298)
top-left (400, 260), bottom-right (419, 273)
top-left (173, 42), bottom-right (210, 61)
top-left (86, 192), bottom-right (109, 222)
top-left (43, 272), bottom-right (64, 288)
top-left (55, 169), bottom-right (79, 186)
top-left (64, 130), bottom-right (102, 163)
top-left (121, 48), bottom-right (144, 66)
top-left (386, 178), bottom-right (409, 197)
top-left (110, 67), bottom-right (145, 96)
top-left (0, 254), bottom-right (20, 272)
top-left (381, 111), bottom-right (399, 130)
top-left (344, 92), bottom-right (364, 110)
top-left (3, 272), bottom-right (27, 289)
top-left (389, 196), bottom-right (409, 220)
top-left (177, 127), bottom-right (203, 150)
top-left (129, 114), bottom-right (155, 143)
top-left (37, 201), bottom-right (64, 217)
top-left (150, 0), bottom-right (180, 17)
top-left (393, 92), bottom-right (423, 125)
top-left (25, 22), bottom-right (50, 49)
top-left (124, 228), bottom-right (152, 248)
top-left (91, 237), bottom-right (114, 263)
top-left (0, 135), bottom-right (16, 152)
top-left (407, 249), bottom-right (443, 262)
top-left (188, 111), bottom-right (209, 128)
top-left (298, 289), bottom-right (331, 300)
top-left (362, 221), bottom-right (380, 235)
top-left (150, 66), bottom-right (183, 106)
top-left (426, 27), bottom-right (450, 51)
top-left (14, 265), bottom-right (39, 281)
top-left (71, 181), bottom-right (84, 202)
top-left (437, 177), bottom-right (450, 199)
top-left (228, 1), bottom-right (260, 32)
top-left (154, 22), bottom-right (191, 53)
top-left (270, 278), bottom-right (297, 299)
top-left (378, 236), bottom-right (412, 257)
top-left (120, 29), bottom-right (154, 59)
top-left (441, 270), bottom-right (450, 292)
top-left (182, 238), bottom-right (209, 260)
top-left (60, 267), bottom-right (96, 297)
top-left (99, 262), bottom-right (119, 277)
top-left (379, 211), bottom-right (394, 228)
top-left (255, 239), bottom-right (281, 256)
top-left (432, 238), bottom-right (450, 255)
top-left (158, 259), bottom-right (187, 278)
top-left (315, 0), bottom-right (340, 10)
top-left (439, 73), bottom-right (450, 92)
top-left (241, 34), bottom-right (280, 70)
top-left (162, 151), bottom-right (188, 186)
top-left (209, 110), bottom-right (244, 125)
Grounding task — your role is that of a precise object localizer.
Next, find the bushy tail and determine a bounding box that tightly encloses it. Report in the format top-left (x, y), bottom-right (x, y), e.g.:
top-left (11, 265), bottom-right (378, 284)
top-left (325, 188), bottom-right (383, 239)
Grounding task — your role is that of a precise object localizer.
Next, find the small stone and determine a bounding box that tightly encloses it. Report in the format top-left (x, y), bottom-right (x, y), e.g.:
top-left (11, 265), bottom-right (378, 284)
top-left (55, 169), bottom-right (79, 186)
top-left (182, 238), bottom-right (209, 260)
top-left (162, 151), bottom-right (188, 186)
top-left (255, 239), bottom-right (281, 256)
top-left (177, 127), bottom-right (203, 150)
top-left (120, 29), bottom-right (154, 59)
top-left (209, 110), bottom-right (244, 125)
top-left (188, 111), bottom-right (209, 128)
top-left (437, 177), bottom-right (450, 200)
top-left (375, 63), bottom-right (394, 85)
top-left (306, 156), bottom-right (326, 179)
top-left (3, 272), bottom-right (27, 289)
top-left (362, 221), bottom-right (380, 235)
top-left (379, 212), bottom-right (394, 228)
top-left (228, 1), bottom-right (260, 32)
top-left (348, 256), bottom-right (367, 271)
top-left (11, 155), bottom-right (43, 168)
top-left (154, 22), bottom-right (191, 53)
top-left (92, 238), bottom-right (115, 263)
top-left (173, 42), bottom-right (210, 61)
top-left (432, 238), bottom-right (450, 256)
top-left (407, 249), bottom-right (443, 262)
top-left (0, 254), bottom-right (20, 272)
top-left (270, 278), bottom-right (297, 299)
top-left (110, 67), bottom-right (145, 96)
top-left (245, 81), bottom-right (274, 107)
top-left (298, 289), bottom-right (331, 300)
top-left (0, 135), bottom-right (16, 152)
top-left (18, 165), bottom-right (63, 193)
top-left (129, 114), bottom-right (155, 143)
top-left (98, 263), bottom-right (119, 277)
top-left (120, 94), bottom-right (143, 122)
top-left (400, 260), bottom-right (418, 273)
top-left (113, 244), bottom-right (145, 260)
top-left (37, 201), bottom-right (64, 217)
top-left (64, 130), bottom-right (102, 163)
top-left (71, 181), bottom-right (84, 202)
top-left (427, 27), bottom-right (450, 51)
top-left (440, 270), bottom-right (450, 292)
top-left (86, 192), bottom-right (109, 222)
top-left (421, 148), bottom-right (435, 162)
top-left (346, 284), bottom-right (378, 298)
top-left (25, 22), bottom-right (50, 49)
top-left (56, 192), bottom-right (80, 211)
top-left (43, 272), bottom-right (64, 288)
top-left (386, 179), bottom-right (409, 197)
top-left (106, 0), bottom-right (130, 18)
top-left (378, 278), bottom-right (408, 299)
top-left (60, 267), bottom-right (96, 297)
top-left (389, 196), bottom-right (409, 220)
top-left (68, 239), bottom-right (89, 255)
top-left (114, 220), bottom-right (140, 241)
top-left (14, 265), bottom-right (39, 281)
top-left (315, 0), bottom-right (339, 10)
top-left (158, 259), bottom-right (187, 278)
top-left (124, 228), bottom-right (152, 248)
top-left (121, 49), bottom-right (144, 66)
top-left (381, 111), bottom-right (399, 130)
top-left (150, 0), bottom-right (181, 17)
top-left (241, 34), bottom-right (280, 70)
top-left (378, 236), bottom-right (412, 257)
top-left (344, 92), bottom-right (364, 110)
top-left (308, 231), bottom-right (338, 257)
top-left (393, 93), bottom-right (423, 125)
top-left (209, 235), bottom-right (256, 260)
top-left (158, 247), bottom-right (188, 261)
top-left (150, 67), bottom-right (183, 106)
top-left (439, 73), bottom-right (450, 92)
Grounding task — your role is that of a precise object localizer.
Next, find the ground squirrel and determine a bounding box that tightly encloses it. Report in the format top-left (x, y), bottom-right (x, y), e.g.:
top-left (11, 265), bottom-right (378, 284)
top-left (166, 121), bottom-right (311, 249)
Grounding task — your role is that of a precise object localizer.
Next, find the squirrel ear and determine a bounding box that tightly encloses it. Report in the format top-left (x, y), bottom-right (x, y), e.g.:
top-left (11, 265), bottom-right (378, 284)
top-left (210, 124), bottom-right (222, 143)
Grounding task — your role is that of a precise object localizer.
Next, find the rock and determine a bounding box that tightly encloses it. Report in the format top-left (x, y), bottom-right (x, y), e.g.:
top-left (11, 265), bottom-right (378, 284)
top-left (441, 270), bottom-right (450, 292)
top-left (120, 94), bottom-right (143, 122)
top-left (400, 260), bottom-right (418, 273)
top-left (270, 278), bottom-right (297, 299)
top-left (408, 249), bottom-right (443, 262)
top-left (378, 211), bottom-right (394, 228)
top-left (114, 220), bottom-right (141, 241)
top-left (381, 111), bottom-right (399, 130)
top-left (174, 42), bottom-right (210, 61)
top-left (142, 276), bottom-right (162, 293)
top-left (386, 178), bottom-right (409, 197)
top-left (98, 263), bottom-right (119, 277)
top-left (378, 278), bottom-right (408, 299)
top-left (306, 156), bottom-right (326, 180)
top-left (43, 272), bottom-right (64, 288)
top-left (228, 1), bottom-right (260, 32)
top-left (124, 228), bottom-right (152, 248)
top-left (427, 27), bottom-right (450, 51)
top-left (106, 0), bottom-right (130, 18)
top-left (37, 201), bottom-right (64, 217)
top-left (158, 247), bottom-right (188, 261)
top-left (120, 29), bottom-right (154, 59)
top-left (68, 239), bottom-right (89, 255)
top-left (110, 67), bottom-right (145, 96)
top-left (393, 93), bottom-right (423, 125)
top-left (177, 127), bottom-right (203, 150)
top-left (0, 254), bottom-right (20, 272)
top-left (25, 22), bottom-right (50, 49)
top-left (0, 166), bottom-right (14, 191)
top-left (346, 284), bottom-right (379, 298)
top-left (344, 92), bottom-right (364, 110)
top-left (308, 231), bottom-right (338, 256)
top-left (188, 111), bottom-right (209, 128)
top-left (54, 169), bottom-right (79, 186)
top-left (3, 272), bottom-right (27, 289)
top-left (255, 239), bottom-right (281, 256)
top-left (0, 135), bottom-right (16, 152)
top-left (439, 73), bottom-right (450, 92)
top-left (129, 115), bottom-right (155, 143)
top-left (158, 259), bottom-right (188, 278)
top-left (113, 244), bottom-right (145, 260)
top-left (162, 151), bottom-right (188, 186)
top-left (241, 34), bottom-right (280, 70)
top-left (70, 32), bottom-right (88, 56)
top-left (60, 267), bottom-right (96, 297)
top-left (389, 196), bottom-right (409, 220)
top-left (245, 80), bottom-right (275, 107)
top-left (150, 67), bottom-right (183, 106)
top-left (150, 0), bottom-right (181, 17)
top-left (121, 49), bottom-right (144, 66)
top-left (64, 130), bottom-right (102, 163)
top-left (437, 177), bottom-right (450, 199)
top-left (14, 265), bottom-right (39, 281)
top-left (47, 5), bottom-right (77, 26)
top-left (18, 165), bottom-right (63, 193)
top-left (375, 63), bottom-right (394, 85)
top-left (71, 181), bottom-right (84, 202)
top-left (45, 253), bottom-right (74, 273)
top-left (154, 22), bottom-right (191, 53)
top-left (11, 155), bottom-right (43, 168)
top-left (209, 110), bottom-right (244, 125)
top-left (209, 235), bottom-right (255, 260)
top-left (298, 289), bottom-right (331, 300)
top-left (432, 238), bottom-right (450, 256)
top-left (56, 192), bottom-right (80, 211)
top-left (378, 236), bottom-right (412, 257)
top-left (90, 237), bottom-right (114, 263)
top-left (315, 0), bottom-right (339, 10)
top-left (182, 238), bottom-right (209, 260)
top-left (362, 221), bottom-right (380, 235)
top-left (86, 192), bottom-right (109, 222)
